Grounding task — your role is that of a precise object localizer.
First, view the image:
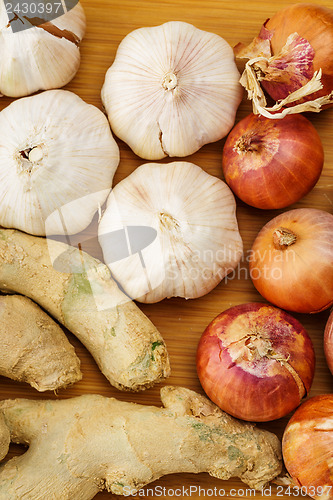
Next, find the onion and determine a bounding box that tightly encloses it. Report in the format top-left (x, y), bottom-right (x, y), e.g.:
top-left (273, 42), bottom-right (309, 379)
top-left (250, 209), bottom-right (333, 313)
top-left (222, 113), bottom-right (323, 209)
top-left (282, 395), bottom-right (333, 499)
top-left (235, 4), bottom-right (333, 117)
top-left (324, 310), bottom-right (333, 375)
top-left (196, 303), bottom-right (315, 422)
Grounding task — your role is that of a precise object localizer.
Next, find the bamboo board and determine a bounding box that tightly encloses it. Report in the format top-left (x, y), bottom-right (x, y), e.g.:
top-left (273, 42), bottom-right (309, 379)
top-left (1, 0), bottom-right (333, 499)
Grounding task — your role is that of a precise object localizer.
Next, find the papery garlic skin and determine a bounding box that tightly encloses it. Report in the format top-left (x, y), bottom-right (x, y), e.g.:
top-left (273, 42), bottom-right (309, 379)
top-left (98, 162), bottom-right (243, 303)
top-left (0, 90), bottom-right (119, 236)
top-left (0, 2), bottom-right (86, 97)
top-left (101, 22), bottom-right (243, 160)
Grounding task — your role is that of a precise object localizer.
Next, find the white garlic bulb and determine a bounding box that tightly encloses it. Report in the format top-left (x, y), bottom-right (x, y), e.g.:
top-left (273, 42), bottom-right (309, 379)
top-left (98, 162), bottom-right (243, 303)
top-left (0, 2), bottom-right (86, 97)
top-left (0, 90), bottom-right (119, 236)
top-left (101, 21), bottom-right (243, 160)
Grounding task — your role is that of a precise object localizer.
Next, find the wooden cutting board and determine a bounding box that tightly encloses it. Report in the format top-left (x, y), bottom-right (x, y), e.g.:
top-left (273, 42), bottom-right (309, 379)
top-left (1, 0), bottom-right (333, 499)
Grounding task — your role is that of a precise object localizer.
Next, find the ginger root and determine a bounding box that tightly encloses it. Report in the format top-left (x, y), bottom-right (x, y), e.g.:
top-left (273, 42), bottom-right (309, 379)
top-left (0, 387), bottom-right (282, 498)
top-left (0, 229), bottom-right (170, 391)
top-left (0, 414), bottom-right (9, 463)
top-left (0, 295), bottom-right (82, 391)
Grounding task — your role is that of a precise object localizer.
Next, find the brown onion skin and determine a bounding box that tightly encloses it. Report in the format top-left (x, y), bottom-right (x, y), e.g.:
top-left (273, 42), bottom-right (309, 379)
top-left (222, 114), bottom-right (323, 210)
top-left (250, 209), bottom-right (333, 314)
top-left (282, 395), bottom-right (333, 498)
top-left (196, 303), bottom-right (315, 422)
top-left (263, 4), bottom-right (333, 103)
top-left (324, 310), bottom-right (333, 375)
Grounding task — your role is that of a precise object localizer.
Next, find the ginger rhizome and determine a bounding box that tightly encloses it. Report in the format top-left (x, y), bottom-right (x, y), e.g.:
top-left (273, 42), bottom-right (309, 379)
top-left (0, 387), bottom-right (281, 498)
top-left (0, 229), bottom-right (170, 391)
top-left (0, 295), bottom-right (81, 391)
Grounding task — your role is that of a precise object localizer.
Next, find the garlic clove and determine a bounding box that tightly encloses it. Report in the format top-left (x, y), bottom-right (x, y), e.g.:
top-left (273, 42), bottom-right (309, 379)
top-left (0, 2), bottom-right (86, 97)
top-left (98, 161), bottom-right (243, 303)
top-left (0, 89), bottom-right (119, 236)
top-left (101, 21), bottom-right (243, 160)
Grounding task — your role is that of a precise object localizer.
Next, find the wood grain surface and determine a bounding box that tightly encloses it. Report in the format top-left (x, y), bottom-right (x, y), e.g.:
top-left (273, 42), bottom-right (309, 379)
top-left (1, 0), bottom-right (333, 499)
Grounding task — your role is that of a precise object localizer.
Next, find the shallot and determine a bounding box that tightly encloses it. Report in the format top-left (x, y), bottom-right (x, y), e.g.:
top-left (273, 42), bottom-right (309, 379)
top-left (197, 303), bottom-right (315, 422)
top-left (235, 4), bottom-right (333, 117)
top-left (222, 113), bottom-right (323, 209)
top-left (282, 395), bottom-right (333, 499)
top-left (250, 209), bottom-right (333, 313)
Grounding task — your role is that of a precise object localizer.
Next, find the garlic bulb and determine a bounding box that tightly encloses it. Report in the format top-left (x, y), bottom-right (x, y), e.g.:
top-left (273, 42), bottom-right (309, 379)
top-left (101, 21), bottom-right (243, 160)
top-left (98, 162), bottom-right (243, 303)
top-left (0, 2), bottom-right (86, 97)
top-left (0, 90), bottom-right (119, 236)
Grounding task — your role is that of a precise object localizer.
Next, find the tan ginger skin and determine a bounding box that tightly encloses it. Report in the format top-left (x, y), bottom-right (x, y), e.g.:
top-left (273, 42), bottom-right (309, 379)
top-left (0, 387), bottom-right (282, 499)
top-left (0, 229), bottom-right (170, 391)
top-left (0, 414), bottom-right (9, 463)
top-left (0, 295), bottom-right (82, 391)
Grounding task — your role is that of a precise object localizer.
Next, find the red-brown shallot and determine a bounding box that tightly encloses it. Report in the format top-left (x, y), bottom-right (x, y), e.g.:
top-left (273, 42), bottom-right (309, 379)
top-left (282, 395), bottom-right (333, 499)
top-left (250, 209), bottom-right (333, 313)
top-left (222, 113), bottom-right (323, 209)
top-left (196, 303), bottom-right (315, 422)
top-left (324, 310), bottom-right (333, 375)
top-left (235, 4), bottom-right (333, 118)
